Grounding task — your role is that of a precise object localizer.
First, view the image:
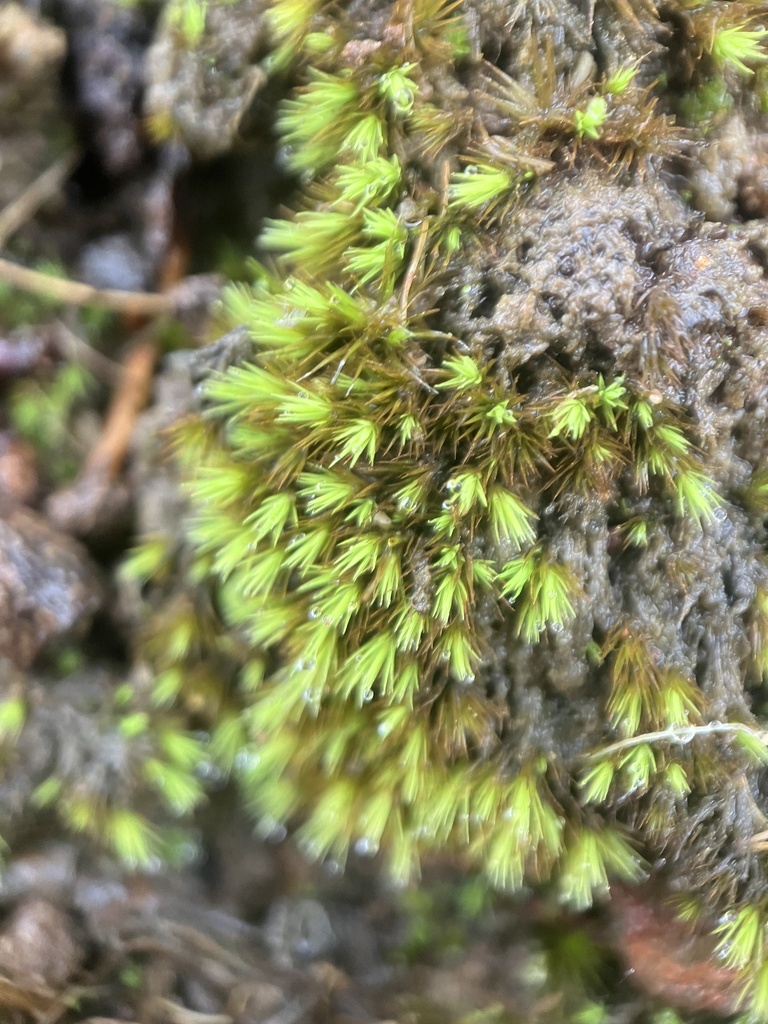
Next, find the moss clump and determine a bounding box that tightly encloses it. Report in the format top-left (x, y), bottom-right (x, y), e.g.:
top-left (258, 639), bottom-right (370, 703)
top-left (128, 0), bottom-right (768, 1017)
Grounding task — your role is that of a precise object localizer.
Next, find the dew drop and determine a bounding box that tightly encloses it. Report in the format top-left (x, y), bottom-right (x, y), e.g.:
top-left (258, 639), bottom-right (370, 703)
top-left (363, 689), bottom-right (375, 702)
top-left (197, 759), bottom-right (226, 783)
top-left (354, 837), bottom-right (379, 857)
top-left (233, 749), bottom-right (260, 771)
top-left (307, 606), bottom-right (320, 620)
top-left (713, 507), bottom-right (728, 523)
top-left (264, 819), bottom-right (288, 843)
top-left (550, 621), bottom-right (564, 634)
top-left (269, 824), bottom-right (288, 843)
top-left (394, 89), bottom-right (413, 111)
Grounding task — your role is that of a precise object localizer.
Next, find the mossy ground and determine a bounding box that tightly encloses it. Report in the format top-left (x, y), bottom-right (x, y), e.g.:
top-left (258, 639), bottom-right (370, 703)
top-left (6, 0), bottom-right (768, 1021)
top-left (116, 0), bottom-right (768, 1019)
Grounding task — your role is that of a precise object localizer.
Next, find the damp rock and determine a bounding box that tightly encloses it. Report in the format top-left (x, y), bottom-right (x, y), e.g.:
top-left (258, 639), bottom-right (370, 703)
top-left (0, 500), bottom-right (103, 668)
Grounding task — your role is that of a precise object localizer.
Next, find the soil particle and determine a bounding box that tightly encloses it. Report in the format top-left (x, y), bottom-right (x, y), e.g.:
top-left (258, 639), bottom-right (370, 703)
top-left (0, 898), bottom-right (83, 990)
top-left (0, 434), bottom-right (39, 506)
top-left (265, 898), bottom-right (337, 969)
top-left (46, 471), bottom-right (133, 543)
top-left (0, 499), bottom-right (103, 668)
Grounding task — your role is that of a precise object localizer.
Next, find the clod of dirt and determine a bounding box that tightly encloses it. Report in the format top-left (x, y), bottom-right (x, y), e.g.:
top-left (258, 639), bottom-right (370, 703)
top-left (265, 898), bottom-right (337, 968)
top-left (0, 435), bottom-right (38, 506)
top-left (46, 472), bottom-right (133, 544)
top-left (144, 0), bottom-right (269, 160)
top-left (0, 845), bottom-right (77, 906)
top-left (0, 4), bottom-right (68, 208)
top-left (687, 112), bottom-right (768, 222)
top-left (0, 499), bottom-right (103, 667)
top-left (0, 898), bottom-right (83, 991)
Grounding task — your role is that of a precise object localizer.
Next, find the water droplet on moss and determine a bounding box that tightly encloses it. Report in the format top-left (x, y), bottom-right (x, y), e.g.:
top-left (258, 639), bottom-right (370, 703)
top-left (354, 837), bottom-right (378, 857)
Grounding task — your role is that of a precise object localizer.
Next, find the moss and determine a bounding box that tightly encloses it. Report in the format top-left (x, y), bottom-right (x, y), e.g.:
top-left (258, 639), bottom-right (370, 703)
top-left (127, 0), bottom-right (768, 1018)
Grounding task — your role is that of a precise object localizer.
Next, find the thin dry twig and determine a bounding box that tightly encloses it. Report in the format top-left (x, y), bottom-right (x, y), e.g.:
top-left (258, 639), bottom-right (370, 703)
top-left (54, 320), bottom-right (122, 384)
top-left (400, 216), bottom-right (430, 315)
top-left (149, 998), bottom-right (232, 1024)
top-left (0, 256), bottom-right (173, 318)
top-left (0, 152), bottom-right (78, 249)
top-left (83, 336), bottom-right (158, 478)
top-left (580, 720), bottom-right (766, 763)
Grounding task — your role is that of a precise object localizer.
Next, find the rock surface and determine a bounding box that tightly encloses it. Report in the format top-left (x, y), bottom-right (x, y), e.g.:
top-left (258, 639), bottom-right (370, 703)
top-left (0, 500), bottom-right (103, 668)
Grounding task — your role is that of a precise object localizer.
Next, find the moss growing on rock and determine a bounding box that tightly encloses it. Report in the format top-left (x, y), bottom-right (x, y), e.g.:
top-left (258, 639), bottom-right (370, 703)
top-left (129, 0), bottom-right (768, 1016)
